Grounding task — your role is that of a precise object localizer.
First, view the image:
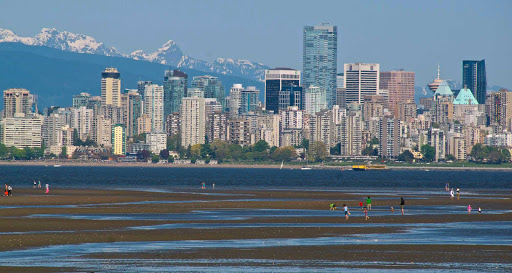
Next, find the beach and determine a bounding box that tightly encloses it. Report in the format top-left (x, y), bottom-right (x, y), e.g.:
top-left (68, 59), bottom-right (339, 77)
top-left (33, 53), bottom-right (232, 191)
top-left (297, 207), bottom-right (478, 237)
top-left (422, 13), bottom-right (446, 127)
top-left (0, 186), bottom-right (511, 272)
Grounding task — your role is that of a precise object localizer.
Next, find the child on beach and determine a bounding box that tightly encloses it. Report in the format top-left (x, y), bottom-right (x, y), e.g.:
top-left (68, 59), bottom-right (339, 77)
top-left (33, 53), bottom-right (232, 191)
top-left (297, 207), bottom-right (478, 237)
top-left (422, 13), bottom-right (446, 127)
top-left (38, 181), bottom-right (41, 188)
top-left (467, 204), bottom-right (472, 214)
top-left (400, 197), bottom-right (405, 215)
top-left (364, 207), bottom-right (368, 220)
top-left (330, 203), bottom-right (337, 210)
top-left (343, 204), bottom-right (350, 220)
top-left (45, 184), bottom-right (49, 195)
top-left (391, 206), bottom-right (394, 214)
top-left (359, 200), bottom-right (363, 209)
top-left (366, 196), bottom-right (372, 210)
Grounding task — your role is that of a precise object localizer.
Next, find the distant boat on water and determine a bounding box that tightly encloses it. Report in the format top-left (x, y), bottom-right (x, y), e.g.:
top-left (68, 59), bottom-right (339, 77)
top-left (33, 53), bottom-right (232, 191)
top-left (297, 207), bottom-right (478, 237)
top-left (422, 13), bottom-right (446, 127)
top-left (53, 164), bottom-right (61, 167)
top-left (301, 167), bottom-right (312, 170)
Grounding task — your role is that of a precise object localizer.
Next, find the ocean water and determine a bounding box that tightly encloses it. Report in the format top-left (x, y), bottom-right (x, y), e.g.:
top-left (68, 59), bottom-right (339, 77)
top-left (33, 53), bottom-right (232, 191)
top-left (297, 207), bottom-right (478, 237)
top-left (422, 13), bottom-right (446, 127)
top-left (1, 165), bottom-right (511, 190)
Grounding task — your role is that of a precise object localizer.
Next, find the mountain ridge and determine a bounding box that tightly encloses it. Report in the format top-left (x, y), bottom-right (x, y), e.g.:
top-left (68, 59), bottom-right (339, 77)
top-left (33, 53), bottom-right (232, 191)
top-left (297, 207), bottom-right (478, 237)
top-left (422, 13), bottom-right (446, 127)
top-left (0, 27), bottom-right (269, 82)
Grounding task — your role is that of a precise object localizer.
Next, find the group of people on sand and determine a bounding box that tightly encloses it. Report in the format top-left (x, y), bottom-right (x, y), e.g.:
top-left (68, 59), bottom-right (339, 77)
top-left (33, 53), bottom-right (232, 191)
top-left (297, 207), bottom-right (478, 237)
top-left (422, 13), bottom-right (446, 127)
top-left (201, 182), bottom-right (214, 190)
top-left (330, 196), bottom-right (406, 220)
top-left (33, 180), bottom-right (42, 188)
top-left (4, 184), bottom-right (12, 196)
top-left (34, 180), bottom-right (50, 195)
top-left (446, 183), bottom-right (482, 215)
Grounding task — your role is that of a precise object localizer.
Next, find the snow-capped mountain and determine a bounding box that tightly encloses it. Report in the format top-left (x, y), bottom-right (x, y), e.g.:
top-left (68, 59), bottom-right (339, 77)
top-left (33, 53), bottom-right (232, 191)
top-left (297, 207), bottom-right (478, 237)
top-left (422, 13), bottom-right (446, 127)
top-left (0, 28), bottom-right (269, 82)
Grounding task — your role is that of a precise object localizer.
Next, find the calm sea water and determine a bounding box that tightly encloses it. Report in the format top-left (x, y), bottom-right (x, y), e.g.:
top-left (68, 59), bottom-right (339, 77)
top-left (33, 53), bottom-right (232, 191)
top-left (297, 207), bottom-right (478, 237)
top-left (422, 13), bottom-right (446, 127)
top-left (1, 165), bottom-right (511, 190)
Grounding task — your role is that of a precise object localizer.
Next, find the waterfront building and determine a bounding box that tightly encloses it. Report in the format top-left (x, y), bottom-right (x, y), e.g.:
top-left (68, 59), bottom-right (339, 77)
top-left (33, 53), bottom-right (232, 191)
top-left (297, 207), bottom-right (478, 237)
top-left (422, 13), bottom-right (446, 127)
top-left (206, 111), bottom-right (228, 143)
top-left (380, 70), bottom-right (415, 116)
top-left (146, 132), bottom-right (167, 154)
top-left (3, 88), bottom-right (31, 118)
top-left (143, 84), bottom-right (164, 133)
top-left (163, 69), bottom-right (188, 117)
top-left (303, 24), bottom-right (337, 107)
top-left (71, 106), bottom-right (93, 141)
top-left (344, 63), bottom-right (380, 105)
top-left (378, 117), bottom-right (401, 158)
top-left (111, 124), bottom-right (126, 155)
top-left (136, 114), bottom-right (152, 135)
top-left (0, 114), bottom-right (43, 148)
top-left (264, 68), bottom-right (301, 112)
top-left (92, 115), bottom-right (112, 147)
top-left (228, 118), bottom-right (251, 146)
top-left (121, 89), bottom-right (142, 137)
top-left (165, 113), bottom-right (181, 137)
top-left (463, 60), bottom-right (486, 105)
top-left (181, 96), bottom-right (206, 148)
top-left (101, 68), bottom-right (121, 107)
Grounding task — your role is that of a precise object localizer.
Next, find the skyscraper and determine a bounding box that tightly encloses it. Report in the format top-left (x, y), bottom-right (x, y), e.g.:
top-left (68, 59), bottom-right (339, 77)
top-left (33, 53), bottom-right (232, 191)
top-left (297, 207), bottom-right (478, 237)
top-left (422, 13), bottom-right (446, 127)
top-left (73, 93), bottom-right (91, 108)
top-left (3, 88), bottom-right (31, 118)
top-left (303, 24), bottom-right (337, 107)
top-left (121, 89), bottom-right (142, 137)
top-left (264, 68), bottom-right (301, 112)
top-left (111, 124), bottom-right (126, 155)
top-left (240, 86), bottom-right (260, 114)
top-left (380, 70), bottom-right (415, 116)
top-left (463, 60), bottom-right (486, 105)
top-left (101, 68), bottom-right (121, 107)
top-left (181, 96), bottom-right (206, 148)
top-left (344, 63), bottom-right (380, 105)
top-left (191, 76), bottom-right (225, 108)
top-left (143, 84), bottom-right (164, 133)
top-left (163, 69), bottom-right (188, 117)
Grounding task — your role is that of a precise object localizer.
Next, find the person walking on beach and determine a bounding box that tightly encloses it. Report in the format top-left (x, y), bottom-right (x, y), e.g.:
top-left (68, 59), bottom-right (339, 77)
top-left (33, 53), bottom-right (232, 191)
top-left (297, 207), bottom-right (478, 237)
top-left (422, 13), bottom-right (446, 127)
top-left (4, 184), bottom-right (8, 196)
top-left (343, 204), bottom-right (350, 220)
top-left (201, 182), bottom-right (205, 189)
top-left (366, 196), bottom-right (372, 210)
top-left (457, 188), bottom-right (460, 200)
top-left (450, 188), bottom-right (454, 199)
top-left (38, 180), bottom-right (41, 188)
top-left (478, 207), bottom-right (482, 214)
top-left (391, 207), bottom-right (394, 214)
top-left (467, 204), bottom-right (472, 214)
top-left (33, 180), bottom-right (37, 188)
top-left (359, 200), bottom-right (363, 210)
top-left (445, 183), bottom-right (450, 191)
top-left (400, 197), bottom-right (405, 215)
top-left (364, 206), bottom-right (368, 220)
top-left (7, 185), bottom-right (12, 196)
top-left (45, 184), bottom-right (49, 195)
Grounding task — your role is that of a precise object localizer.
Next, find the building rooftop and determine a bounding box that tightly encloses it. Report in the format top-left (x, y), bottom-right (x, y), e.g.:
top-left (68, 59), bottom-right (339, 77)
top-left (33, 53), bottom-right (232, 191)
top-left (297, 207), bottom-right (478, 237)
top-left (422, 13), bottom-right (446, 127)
top-left (453, 87), bottom-right (478, 105)
top-left (433, 81), bottom-right (453, 97)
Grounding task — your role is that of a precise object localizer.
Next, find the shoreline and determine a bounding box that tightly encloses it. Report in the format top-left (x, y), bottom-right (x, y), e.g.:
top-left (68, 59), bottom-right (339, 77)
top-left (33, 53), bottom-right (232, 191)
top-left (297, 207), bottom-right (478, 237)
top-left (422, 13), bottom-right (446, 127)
top-left (2, 160), bottom-right (512, 171)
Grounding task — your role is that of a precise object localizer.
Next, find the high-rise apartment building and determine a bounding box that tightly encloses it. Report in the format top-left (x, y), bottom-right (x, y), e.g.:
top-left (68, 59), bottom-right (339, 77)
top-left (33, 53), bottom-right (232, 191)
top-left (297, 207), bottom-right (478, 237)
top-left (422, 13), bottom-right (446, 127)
top-left (92, 115), bottom-right (112, 148)
top-left (191, 76), bottom-right (225, 107)
top-left (304, 86), bottom-right (327, 115)
top-left (463, 60), bottom-right (486, 105)
top-left (0, 114), bottom-right (43, 148)
top-left (303, 24), bottom-right (337, 107)
top-left (340, 110), bottom-right (362, 156)
top-left (380, 70), bottom-right (415, 116)
top-left (143, 84), bottom-right (164, 133)
top-left (378, 117), bottom-right (401, 158)
top-left (73, 93), bottom-right (91, 108)
top-left (166, 113), bottom-right (181, 137)
top-left (228, 118), bottom-right (251, 146)
top-left (344, 63), bottom-right (380, 105)
top-left (146, 133), bottom-right (167, 154)
top-left (240, 86), bottom-right (260, 114)
top-left (181, 97), bottom-right (206, 148)
top-left (101, 68), bottom-right (121, 107)
top-left (264, 68), bottom-right (301, 112)
top-left (121, 89), bottom-right (142, 137)
top-left (163, 69), bottom-right (188, 117)
top-left (71, 106), bottom-right (93, 141)
top-left (137, 81), bottom-right (152, 102)
top-left (3, 88), bottom-right (31, 118)
top-left (486, 89), bottom-right (512, 130)
top-left (111, 124), bottom-right (126, 155)
top-left (206, 111), bottom-right (228, 143)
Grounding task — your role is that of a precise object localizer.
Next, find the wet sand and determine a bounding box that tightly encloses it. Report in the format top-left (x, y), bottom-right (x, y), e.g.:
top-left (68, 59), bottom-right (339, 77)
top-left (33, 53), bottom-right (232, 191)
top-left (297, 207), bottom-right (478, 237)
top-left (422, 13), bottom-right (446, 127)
top-left (0, 188), bottom-right (511, 272)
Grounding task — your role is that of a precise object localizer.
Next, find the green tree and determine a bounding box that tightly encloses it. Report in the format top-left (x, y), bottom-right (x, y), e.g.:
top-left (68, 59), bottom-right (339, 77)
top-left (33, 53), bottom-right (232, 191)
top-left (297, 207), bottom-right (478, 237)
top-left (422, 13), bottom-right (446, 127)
top-left (190, 144), bottom-right (202, 158)
top-left (228, 144), bottom-right (243, 160)
top-left (133, 133), bottom-right (147, 143)
top-left (211, 139), bottom-right (229, 161)
top-left (446, 154), bottom-right (456, 161)
top-left (0, 144), bottom-right (7, 158)
top-left (166, 134), bottom-right (181, 151)
top-left (420, 144), bottom-right (436, 162)
top-left (300, 139), bottom-right (310, 149)
top-left (310, 141), bottom-right (327, 162)
top-left (200, 144), bottom-right (212, 159)
top-left (330, 143), bottom-right (341, 155)
top-left (151, 155), bottom-right (160, 163)
top-left (73, 129), bottom-right (79, 145)
top-left (397, 150), bottom-right (414, 163)
top-left (271, 146), bottom-right (297, 162)
top-left (159, 149), bottom-right (170, 159)
top-left (502, 149), bottom-right (511, 162)
top-left (253, 140), bottom-right (270, 153)
top-left (61, 146), bottom-right (68, 159)
top-left (137, 150), bottom-right (151, 160)
top-left (370, 137), bottom-right (379, 145)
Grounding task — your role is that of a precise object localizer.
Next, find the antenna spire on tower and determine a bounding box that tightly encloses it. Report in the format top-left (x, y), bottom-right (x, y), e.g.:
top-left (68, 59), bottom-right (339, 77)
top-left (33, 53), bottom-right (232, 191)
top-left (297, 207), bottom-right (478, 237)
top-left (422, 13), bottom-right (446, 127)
top-left (437, 64), bottom-right (440, 79)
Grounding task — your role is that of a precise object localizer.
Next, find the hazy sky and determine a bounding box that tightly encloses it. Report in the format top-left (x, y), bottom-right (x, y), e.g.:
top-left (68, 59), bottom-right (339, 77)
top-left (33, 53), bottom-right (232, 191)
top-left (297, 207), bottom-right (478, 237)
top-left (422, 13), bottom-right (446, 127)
top-left (1, 0), bottom-right (511, 88)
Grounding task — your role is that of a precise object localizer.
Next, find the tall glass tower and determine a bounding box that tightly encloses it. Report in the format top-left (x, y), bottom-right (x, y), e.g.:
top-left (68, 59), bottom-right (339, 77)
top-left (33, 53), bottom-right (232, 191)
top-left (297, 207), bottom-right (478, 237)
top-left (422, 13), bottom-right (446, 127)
top-left (462, 60), bottom-right (486, 104)
top-left (163, 69), bottom-right (188, 117)
top-left (303, 24), bottom-right (337, 108)
top-left (191, 76), bottom-right (225, 108)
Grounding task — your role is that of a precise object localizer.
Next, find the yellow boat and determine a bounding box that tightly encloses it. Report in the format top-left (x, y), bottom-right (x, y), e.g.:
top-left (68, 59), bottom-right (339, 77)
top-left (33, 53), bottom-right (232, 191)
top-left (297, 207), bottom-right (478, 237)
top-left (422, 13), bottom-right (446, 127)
top-left (352, 164), bottom-right (386, 171)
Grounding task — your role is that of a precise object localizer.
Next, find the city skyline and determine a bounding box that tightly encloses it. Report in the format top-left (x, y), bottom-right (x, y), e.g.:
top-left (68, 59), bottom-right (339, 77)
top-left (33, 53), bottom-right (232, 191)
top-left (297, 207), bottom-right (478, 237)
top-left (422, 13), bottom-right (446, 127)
top-left (0, 0), bottom-right (510, 89)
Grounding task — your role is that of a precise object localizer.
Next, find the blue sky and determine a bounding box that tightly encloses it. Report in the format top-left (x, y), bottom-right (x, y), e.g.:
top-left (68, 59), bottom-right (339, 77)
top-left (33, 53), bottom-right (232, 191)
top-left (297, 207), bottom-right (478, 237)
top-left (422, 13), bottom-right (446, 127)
top-left (1, 0), bottom-right (511, 88)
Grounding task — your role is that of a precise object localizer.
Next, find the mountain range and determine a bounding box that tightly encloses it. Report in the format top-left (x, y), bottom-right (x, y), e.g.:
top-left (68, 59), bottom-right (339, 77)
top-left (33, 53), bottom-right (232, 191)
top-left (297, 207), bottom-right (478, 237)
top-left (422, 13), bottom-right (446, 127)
top-left (0, 28), bottom-right (270, 82)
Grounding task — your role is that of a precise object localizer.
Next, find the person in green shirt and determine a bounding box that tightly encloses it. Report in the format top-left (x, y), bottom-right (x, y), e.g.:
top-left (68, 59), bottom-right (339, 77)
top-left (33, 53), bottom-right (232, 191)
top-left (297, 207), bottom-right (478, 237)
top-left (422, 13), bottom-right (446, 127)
top-left (366, 196), bottom-right (372, 210)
